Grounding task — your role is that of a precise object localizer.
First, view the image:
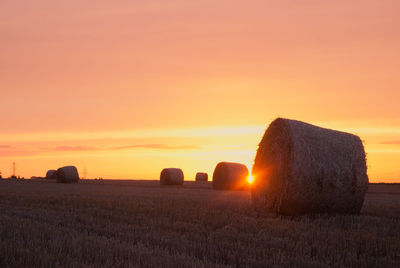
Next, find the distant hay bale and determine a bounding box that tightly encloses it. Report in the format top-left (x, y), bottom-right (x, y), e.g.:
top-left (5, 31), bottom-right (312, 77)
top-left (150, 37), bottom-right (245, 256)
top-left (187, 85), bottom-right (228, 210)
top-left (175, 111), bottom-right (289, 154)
top-left (55, 166), bottom-right (80, 183)
top-left (160, 168), bottom-right (184, 185)
top-left (45, 169), bottom-right (57, 179)
top-left (195, 172), bottom-right (208, 182)
top-left (212, 162), bottom-right (249, 190)
top-left (252, 118), bottom-right (369, 216)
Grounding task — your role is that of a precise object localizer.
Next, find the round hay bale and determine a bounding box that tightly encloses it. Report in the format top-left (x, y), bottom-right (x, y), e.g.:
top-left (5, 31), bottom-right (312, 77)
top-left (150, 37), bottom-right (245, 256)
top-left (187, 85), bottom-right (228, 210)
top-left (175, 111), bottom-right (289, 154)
top-left (160, 168), bottom-right (184, 185)
top-left (55, 166), bottom-right (80, 183)
top-left (212, 162), bottom-right (249, 190)
top-left (45, 169), bottom-right (57, 179)
top-left (252, 118), bottom-right (369, 215)
top-left (195, 172), bottom-right (208, 182)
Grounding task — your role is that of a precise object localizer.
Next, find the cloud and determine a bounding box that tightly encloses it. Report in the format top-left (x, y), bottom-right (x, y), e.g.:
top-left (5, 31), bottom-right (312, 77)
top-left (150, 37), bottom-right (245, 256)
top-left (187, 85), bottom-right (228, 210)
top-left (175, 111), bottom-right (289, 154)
top-left (48, 144), bottom-right (199, 151)
top-left (0, 145), bottom-right (39, 157)
top-left (380, 140), bottom-right (400, 145)
top-left (0, 150), bottom-right (38, 157)
top-left (53, 146), bottom-right (98, 151)
top-left (110, 144), bottom-right (200, 150)
top-left (0, 125), bottom-right (264, 143)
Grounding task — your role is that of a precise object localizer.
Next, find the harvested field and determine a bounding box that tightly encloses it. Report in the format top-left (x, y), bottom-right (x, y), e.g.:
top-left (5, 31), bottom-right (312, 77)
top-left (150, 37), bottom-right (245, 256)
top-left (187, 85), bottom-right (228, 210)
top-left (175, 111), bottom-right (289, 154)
top-left (0, 180), bottom-right (399, 267)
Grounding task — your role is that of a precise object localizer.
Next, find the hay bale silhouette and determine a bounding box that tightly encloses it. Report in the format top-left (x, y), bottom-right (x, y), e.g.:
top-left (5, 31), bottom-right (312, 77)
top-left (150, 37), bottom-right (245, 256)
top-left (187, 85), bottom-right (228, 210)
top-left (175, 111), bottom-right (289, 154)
top-left (252, 118), bottom-right (369, 215)
top-left (160, 168), bottom-right (184, 185)
top-left (195, 172), bottom-right (208, 182)
top-left (55, 166), bottom-right (79, 183)
top-left (45, 169), bottom-right (56, 179)
top-left (212, 162), bottom-right (249, 190)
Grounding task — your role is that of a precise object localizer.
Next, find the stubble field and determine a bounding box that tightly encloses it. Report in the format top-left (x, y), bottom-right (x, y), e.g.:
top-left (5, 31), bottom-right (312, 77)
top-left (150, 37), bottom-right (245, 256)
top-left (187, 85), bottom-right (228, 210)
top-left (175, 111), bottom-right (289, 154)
top-left (0, 179), bottom-right (399, 267)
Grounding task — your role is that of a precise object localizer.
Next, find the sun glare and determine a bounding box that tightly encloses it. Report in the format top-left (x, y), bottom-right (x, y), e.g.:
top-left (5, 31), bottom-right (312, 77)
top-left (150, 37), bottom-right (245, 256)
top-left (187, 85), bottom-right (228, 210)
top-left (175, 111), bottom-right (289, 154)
top-left (247, 174), bottom-right (254, 184)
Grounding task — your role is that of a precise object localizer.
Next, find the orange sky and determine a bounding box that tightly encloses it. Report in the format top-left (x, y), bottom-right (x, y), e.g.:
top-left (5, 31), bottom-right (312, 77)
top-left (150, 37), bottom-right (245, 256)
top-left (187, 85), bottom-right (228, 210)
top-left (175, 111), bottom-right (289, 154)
top-left (1, 1), bottom-right (399, 182)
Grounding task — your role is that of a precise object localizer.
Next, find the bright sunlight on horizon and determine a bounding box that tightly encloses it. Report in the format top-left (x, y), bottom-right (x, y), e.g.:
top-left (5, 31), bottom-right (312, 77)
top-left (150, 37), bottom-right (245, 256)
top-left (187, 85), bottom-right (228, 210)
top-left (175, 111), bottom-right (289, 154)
top-left (1, 1), bottom-right (400, 182)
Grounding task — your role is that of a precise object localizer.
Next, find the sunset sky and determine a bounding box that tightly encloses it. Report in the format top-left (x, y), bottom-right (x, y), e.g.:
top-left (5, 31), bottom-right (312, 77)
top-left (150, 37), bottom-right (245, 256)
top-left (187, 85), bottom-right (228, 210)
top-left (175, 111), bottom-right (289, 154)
top-left (1, 0), bottom-right (399, 182)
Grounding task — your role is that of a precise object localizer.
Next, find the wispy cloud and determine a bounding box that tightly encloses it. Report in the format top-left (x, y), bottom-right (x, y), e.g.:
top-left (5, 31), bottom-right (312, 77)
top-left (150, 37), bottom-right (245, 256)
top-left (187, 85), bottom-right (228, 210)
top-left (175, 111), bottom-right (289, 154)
top-left (0, 125), bottom-right (264, 142)
top-left (0, 145), bottom-right (39, 157)
top-left (48, 144), bottom-right (199, 152)
top-left (380, 140), bottom-right (400, 145)
top-left (110, 144), bottom-right (199, 150)
top-left (0, 145), bottom-right (11, 149)
top-left (0, 150), bottom-right (38, 157)
top-left (53, 146), bottom-right (98, 151)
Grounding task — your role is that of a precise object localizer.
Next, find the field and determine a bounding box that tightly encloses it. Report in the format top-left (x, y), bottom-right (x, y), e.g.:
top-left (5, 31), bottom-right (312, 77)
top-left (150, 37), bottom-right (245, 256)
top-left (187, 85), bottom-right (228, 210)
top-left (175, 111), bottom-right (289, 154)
top-left (0, 179), bottom-right (399, 267)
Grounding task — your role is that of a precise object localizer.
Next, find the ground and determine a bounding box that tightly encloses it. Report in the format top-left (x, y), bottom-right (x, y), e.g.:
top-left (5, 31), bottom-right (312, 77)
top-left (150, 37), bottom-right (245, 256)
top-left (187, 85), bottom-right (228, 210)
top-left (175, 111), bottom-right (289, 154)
top-left (0, 179), bottom-right (399, 267)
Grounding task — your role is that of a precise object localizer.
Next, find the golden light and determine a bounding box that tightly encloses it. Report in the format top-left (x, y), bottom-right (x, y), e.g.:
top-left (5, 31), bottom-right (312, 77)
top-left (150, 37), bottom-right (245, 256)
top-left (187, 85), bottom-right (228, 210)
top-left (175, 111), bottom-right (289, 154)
top-left (247, 174), bottom-right (254, 184)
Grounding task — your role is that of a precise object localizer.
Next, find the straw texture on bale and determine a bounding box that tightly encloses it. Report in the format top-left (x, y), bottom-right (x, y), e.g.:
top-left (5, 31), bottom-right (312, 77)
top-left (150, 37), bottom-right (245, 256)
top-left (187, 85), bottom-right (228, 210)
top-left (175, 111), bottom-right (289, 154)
top-left (212, 162), bottom-right (249, 190)
top-left (55, 166), bottom-right (80, 183)
top-left (252, 118), bottom-right (369, 216)
top-left (45, 169), bottom-right (56, 179)
top-left (195, 172), bottom-right (208, 182)
top-left (160, 168), bottom-right (184, 185)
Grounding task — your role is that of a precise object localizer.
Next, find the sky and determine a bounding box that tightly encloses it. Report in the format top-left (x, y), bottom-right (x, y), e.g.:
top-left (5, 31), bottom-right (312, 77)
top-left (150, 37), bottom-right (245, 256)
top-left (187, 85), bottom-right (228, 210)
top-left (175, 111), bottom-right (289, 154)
top-left (1, 0), bottom-right (399, 182)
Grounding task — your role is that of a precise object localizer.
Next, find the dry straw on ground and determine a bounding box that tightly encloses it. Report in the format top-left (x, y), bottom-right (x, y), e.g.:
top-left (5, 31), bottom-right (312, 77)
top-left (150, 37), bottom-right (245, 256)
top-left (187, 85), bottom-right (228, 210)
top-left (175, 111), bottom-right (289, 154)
top-left (212, 162), bottom-right (249, 190)
top-left (55, 166), bottom-right (80, 183)
top-left (160, 168), bottom-right (184, 185)
top-left (0, 180), bottom-right (399, 267)
top-left (252, 118), bottom-right (369, 215)
top-left (195, 172), bottom-right (208, 182)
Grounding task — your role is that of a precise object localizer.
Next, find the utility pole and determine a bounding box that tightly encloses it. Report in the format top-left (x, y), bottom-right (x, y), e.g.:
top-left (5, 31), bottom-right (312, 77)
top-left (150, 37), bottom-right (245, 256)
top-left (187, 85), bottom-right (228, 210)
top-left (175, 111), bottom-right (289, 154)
top-left (12, 162), bottom-right (16, 178)
top-left (83, 167), bottom-right (87, 180)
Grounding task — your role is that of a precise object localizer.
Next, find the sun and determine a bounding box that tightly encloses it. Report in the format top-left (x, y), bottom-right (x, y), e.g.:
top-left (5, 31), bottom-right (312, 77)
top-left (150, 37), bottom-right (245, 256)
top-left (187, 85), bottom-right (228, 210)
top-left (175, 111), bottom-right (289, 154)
top-left (247, 174), bottom-right (254, 184)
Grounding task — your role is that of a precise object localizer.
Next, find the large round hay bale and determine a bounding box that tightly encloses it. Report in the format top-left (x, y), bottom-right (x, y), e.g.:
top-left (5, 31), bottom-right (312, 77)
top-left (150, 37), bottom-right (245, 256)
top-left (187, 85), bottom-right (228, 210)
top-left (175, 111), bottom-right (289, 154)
top-left (45, 169), bottom-right (57, 179)
top-left (160, 168), bottom-right (184, 185)
top-left (195, 172), bottom-right (208, 182)
top-left (212, 162), bottom-right (249, 190)
top-left (252, 118), bottom-right (369, 215)
top-left (55, 166), bottom-right (80, 183)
